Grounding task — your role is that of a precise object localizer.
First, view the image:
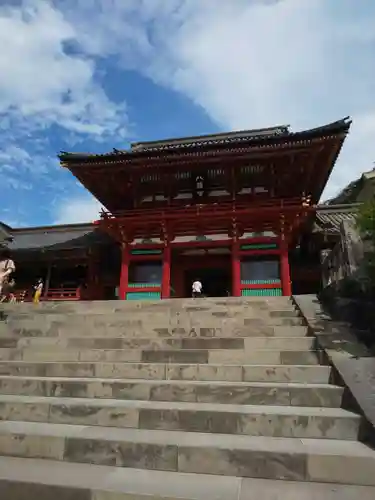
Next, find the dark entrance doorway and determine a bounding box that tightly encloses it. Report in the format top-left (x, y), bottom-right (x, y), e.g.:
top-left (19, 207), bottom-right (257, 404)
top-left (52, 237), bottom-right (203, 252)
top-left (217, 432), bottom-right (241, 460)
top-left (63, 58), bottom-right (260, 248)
top-left (184, 267), bottom-right (231, 297)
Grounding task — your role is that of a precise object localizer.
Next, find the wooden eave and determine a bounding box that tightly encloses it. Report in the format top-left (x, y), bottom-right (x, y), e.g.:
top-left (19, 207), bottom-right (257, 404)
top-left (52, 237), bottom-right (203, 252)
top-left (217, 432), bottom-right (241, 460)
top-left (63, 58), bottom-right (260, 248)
top-left (59, 118), bottom-right (350, 164)
top-left (60, 118), bottom-right (351, 212)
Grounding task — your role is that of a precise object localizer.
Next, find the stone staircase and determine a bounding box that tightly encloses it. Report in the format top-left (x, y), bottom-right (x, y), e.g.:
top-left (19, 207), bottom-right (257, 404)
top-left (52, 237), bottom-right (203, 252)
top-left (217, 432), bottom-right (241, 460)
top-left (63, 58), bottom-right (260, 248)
top-left (0, 297), bottom-right (374, 499)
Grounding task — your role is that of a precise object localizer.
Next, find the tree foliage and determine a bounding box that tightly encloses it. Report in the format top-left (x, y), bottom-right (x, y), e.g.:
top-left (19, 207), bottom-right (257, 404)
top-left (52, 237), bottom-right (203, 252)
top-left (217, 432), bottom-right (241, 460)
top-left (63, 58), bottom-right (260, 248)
top-left (356, 200), bottom-right (375, 285)
top-left (357, 199), bottom-right (375, 242)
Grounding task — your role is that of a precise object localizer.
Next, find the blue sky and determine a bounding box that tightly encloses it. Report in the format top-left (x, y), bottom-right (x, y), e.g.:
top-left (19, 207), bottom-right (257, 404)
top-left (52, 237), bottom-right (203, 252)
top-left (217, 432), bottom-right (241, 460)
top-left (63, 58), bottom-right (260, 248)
top-left (0, 0), bottom-right (375, 227)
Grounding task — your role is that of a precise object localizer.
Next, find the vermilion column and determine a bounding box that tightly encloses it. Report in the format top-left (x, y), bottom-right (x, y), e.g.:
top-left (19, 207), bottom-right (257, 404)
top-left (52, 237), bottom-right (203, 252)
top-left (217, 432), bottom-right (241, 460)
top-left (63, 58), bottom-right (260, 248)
top-left (43, 263), bottom-right (52, 300)
top-left (119, 244), bottom-right (129, 300)
top-left (232, 239), bottom-right (241, 297)
top-left (162, 244), bottom-right (171, 299)
top-left (280, 238), bottom-right (292, 296)
top-left (87, 251), bottom-right (96, 298)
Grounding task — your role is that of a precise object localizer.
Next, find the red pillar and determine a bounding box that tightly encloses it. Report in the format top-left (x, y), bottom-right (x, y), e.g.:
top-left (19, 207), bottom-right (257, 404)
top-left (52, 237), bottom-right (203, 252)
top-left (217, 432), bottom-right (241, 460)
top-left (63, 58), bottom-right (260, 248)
top-left (162, 244), bottom-right (171, 299)
top-left (280, 238), bottom-right (292, 296)
top-left (119, 244), bottom-right (129, 300)
top-left (87, 252), bottom-right (96, 299)
top-left (43, 263), bottom-right (51, 300)
top-left (232, 239), bottom-right (241, 297)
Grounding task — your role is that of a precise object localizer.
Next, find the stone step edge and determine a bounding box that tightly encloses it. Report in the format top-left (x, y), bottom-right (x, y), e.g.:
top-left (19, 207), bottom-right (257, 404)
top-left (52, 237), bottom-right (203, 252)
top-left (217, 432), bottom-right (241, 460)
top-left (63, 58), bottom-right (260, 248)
top-left (0, 361), bottom-right (329, 370)
top-left (0, 360), bottom-right (327, 369)
top-left (0, 374), bottom-right (339, 389)
top-left (0, 420), bottom-right (372, 455)
top-left (1, 421), bottom-right (375, 486)
top-left (0, 334), bottom-right (311, 343)
top-left (2, 456), bottom-right (375, 500)
top-left (0, 348), bottom-right (320, 354)
top-left (0, 394), bottom-right (356, 418)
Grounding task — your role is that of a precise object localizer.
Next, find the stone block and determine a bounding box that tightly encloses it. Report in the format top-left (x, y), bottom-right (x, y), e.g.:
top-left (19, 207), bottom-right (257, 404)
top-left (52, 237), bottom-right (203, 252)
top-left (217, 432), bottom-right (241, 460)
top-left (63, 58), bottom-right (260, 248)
top-left (279, 351), bottom-right (319, 365)
top-left (0, 402), bottom-right (50, 422)
top-left (0, 377), bottom-right (49, 397)
top-left (197, 365), bottom-right (243, 382)
top-left (142, 350), bottom-right (209, 364)
top-left (307, 452), bottom-right (375, 485)
top-left (95, 363), bottom-right (165, 380)
top-left (177, 446), bottom-right (307, 480)
top-left (0, 481), bottom-right (90, 500)
top-left (242, 365), bottom-right (330, 384)
top-left (49, 404), bottom-right (139, 428)
top-left (47, 363), bottom-right (96, 378)
top-left (150, 384), bottom-right (197, 403)
top-left (78, 350), bottom-right (142, 363)
top-left (22, 350), bottom-right (80, 362)
top-left (64, 438), bottom-right (178, 471)
top-left (0, 337), bottom-right (18, 348)
top-left (244, 337), bottom-right (314, 351)
top-left (194, 384), bottom-right (290, 406)
top-left (208, 350), bottom-right (280, 365)
top-left (289, 386), bottom-right (343, 407)
top-left (0, 434), bottom-right (64, 460)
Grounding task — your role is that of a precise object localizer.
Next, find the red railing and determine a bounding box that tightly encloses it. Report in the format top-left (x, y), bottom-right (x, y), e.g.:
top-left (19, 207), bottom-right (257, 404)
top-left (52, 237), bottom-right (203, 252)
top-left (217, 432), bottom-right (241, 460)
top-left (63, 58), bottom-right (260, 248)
top-left (13, 287), bottom-right (81, 302)
top-left (45, 288), bottom-right (81, 301)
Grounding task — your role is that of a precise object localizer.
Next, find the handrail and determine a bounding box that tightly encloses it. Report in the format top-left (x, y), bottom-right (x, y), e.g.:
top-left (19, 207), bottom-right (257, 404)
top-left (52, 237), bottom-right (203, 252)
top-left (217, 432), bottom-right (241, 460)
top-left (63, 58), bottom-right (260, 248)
top-left (13, 287), bottom-right (81, 302)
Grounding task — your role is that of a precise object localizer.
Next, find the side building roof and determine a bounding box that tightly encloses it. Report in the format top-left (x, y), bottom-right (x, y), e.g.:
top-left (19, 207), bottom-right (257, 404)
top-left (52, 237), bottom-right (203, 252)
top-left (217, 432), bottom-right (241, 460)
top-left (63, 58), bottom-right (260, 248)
top-left (0, 222), bottom-right (13, 247)
top-left (6, 222), bottom-right (111, 254)
top-left (314, 203), bottom-right (359, 235)
top-left (59, 118), bottom-right (351, 162)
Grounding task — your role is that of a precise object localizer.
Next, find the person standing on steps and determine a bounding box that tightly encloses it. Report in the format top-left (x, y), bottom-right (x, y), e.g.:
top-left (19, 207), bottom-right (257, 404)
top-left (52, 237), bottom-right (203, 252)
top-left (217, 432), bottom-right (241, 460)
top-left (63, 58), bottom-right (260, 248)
top-left (33, 278), bottom-right (44, 304)
top-left (0, 249), bottom-right (16, 301)
top-left (192, 279), bottom-right (202, 298)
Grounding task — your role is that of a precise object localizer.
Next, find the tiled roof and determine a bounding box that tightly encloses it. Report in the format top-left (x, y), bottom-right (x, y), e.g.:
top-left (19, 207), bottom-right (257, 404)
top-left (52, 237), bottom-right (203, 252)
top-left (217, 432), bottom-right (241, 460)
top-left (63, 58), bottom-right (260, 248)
top-left (59, 117), bottom-right (351, 163)
top-left (314, 204), bottom-right (360, 234)
top-left (130, 126), bottom-right (289, 152)
top-left (0, 222), bottom-right (12, 246)
top-left (8, 224), bottom-right (109, 252)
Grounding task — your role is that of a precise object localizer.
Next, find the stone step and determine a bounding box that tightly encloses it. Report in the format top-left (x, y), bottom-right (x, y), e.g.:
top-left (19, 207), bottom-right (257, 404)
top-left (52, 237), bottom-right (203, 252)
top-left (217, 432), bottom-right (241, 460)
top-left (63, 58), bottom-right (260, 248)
top-left (15, 334), bottom-right (312, 350)
top-left (0, 395), bottom-right (359, 439)
top-left (7, 314), bottom-right (305, 332)
top-left (0, 297), bottom-right (295, 312)
top-left (2, 324), bottom-right (308, 339)
top-left (0, 421), bottom-right (374, 484)
top-left (5, 306), bottom-right (300, 318)
top-left (0, 337), bottom-right (317, 361)
top-left (0, 361), bottom-right (330, 382)
top-left (0, 376), bottom-right (343, 407)
top-left (1, 457), bottom-right (375, 500)
top-left (0, 348), bottom-right (321, 364)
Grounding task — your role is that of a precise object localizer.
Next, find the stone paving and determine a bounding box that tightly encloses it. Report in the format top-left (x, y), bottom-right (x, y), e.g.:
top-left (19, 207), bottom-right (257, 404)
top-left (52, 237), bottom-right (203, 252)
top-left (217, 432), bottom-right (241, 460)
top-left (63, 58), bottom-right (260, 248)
top-left (0, 297), bottom-right (374, 499)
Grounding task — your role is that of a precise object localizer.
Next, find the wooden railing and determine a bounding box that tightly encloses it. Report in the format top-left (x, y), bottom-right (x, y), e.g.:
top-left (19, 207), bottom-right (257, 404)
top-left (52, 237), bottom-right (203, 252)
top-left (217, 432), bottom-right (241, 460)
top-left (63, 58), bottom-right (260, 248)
top-left (45, 288), bottom-right (81, 301)
top-left (13, 287), bottom-right (81, 302)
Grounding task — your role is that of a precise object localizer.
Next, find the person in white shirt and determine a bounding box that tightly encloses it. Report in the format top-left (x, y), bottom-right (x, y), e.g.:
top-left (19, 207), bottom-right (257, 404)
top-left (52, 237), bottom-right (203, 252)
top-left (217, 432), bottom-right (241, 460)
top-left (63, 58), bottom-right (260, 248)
top-left (192, 279), bottom-right (202, 298)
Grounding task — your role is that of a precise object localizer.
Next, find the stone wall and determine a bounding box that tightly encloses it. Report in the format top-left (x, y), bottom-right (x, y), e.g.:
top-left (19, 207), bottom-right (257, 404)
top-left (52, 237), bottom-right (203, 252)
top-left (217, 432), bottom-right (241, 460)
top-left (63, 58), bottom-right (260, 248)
top-left (320, 220), bottom-right (375, 348)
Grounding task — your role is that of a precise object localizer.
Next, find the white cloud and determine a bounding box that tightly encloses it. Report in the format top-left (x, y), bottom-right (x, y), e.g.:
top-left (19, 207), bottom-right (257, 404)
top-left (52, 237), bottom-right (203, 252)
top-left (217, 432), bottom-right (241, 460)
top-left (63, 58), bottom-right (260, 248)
top-left (0, 0), bottom-right (127, 140)
top-left (58, 0), bottom-right (375, 200)
top-left (3, 0), bottom-right (375, 225)
top-left (53, 195), bottom-right (103, 225)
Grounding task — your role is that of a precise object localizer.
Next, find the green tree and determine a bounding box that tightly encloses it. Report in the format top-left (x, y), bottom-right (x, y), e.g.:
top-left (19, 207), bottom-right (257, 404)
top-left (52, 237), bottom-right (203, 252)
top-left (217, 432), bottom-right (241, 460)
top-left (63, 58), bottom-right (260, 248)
top-left (356, 200), bottom-right (375, 285)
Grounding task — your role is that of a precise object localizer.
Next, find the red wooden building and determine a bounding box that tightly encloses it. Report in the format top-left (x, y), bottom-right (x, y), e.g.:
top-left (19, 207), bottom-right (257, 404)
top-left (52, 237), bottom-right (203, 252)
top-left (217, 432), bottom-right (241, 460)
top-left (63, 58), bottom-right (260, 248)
top-left (59, 119), bottom-right (351, 300)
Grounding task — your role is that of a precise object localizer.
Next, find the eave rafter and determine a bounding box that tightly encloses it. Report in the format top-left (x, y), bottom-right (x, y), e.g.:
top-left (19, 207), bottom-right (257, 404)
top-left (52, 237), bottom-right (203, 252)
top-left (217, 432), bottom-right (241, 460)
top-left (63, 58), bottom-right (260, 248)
top-left (97, 197), bottom-right (313, 245)
top-left (61, 119), bottom-right (350, 218)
